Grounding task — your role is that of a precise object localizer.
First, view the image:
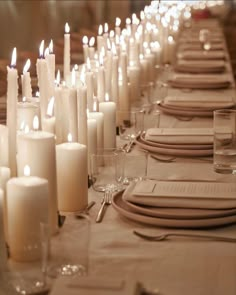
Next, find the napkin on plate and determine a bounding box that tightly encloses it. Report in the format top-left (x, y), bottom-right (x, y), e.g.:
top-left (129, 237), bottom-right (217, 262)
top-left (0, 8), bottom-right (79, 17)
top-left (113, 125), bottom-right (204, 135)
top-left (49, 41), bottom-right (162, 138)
top-left (123, 180), bottom-right (236, 209)
top-left (163, 94), bottom-right (234, 109)
top-left (168, 74), bottom-right (231, 89)
top-left (49, 276), bottom-right (142, 295)
top-left (177, 50), bottom-right (225, 60)
top-left (145, 128), bottom-right (213, 145)
top-left (174, 59), bottom-right (226, 73)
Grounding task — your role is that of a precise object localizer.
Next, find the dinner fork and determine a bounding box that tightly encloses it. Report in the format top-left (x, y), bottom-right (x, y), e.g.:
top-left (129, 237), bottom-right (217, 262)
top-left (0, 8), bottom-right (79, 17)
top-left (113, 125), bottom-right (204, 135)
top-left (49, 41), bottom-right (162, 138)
top-left (96, 190), bottom-right (112, 223)
top-left (133, 230), bottom-right (236, 243)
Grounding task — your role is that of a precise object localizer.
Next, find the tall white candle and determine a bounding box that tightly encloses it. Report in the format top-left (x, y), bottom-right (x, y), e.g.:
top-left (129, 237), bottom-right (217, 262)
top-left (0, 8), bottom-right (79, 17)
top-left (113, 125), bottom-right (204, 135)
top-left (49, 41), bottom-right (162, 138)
top-left (99, 93), bottom-right (116, 149)
top-left (7, 47), bottom-right (18, 177)
top-left (88, 104), bottom-right (104, 151)
top-left (21, 59), bottom-right (32, 99)
top-left (77, 81), bottom-right (88, 145)
top-left (64, 23), bottom-right (70, 83)
top-left (111, 44), bottom-right (119, 104)
top-left (7, 173), bottom-right (49, 262)
top-left (56, 135), bottom-right (88, 214)
top-left (86, 59), bottom-right (94, 111)
top-left (115, 17), bottom-right (121, 37)
top-left (88, 37), bottom-right (95, 60)
top-left (0, 188), bottom-right (7, 269)
top-left (87, 118), bottom-right (97, 175)
top-left (97, 53), bottom-right (105, 102)
top-left (17, 131), bottom-right (58, 234)
top-left (105, 47), bottom-right (113, 97)
top-left (118, 68), bottom-right (130, 112)
top-left (82, 36), bottom-right (89, 63)
top-left (36, 40), bottom-right (52, 121)
top-left (46, 39), bottom-right (55, 85)
top-left (97, 25), bottom-right (104, 53)
top-left (128, 61), bottom-right (141, 102)
top-left (41, 96), bottom-right (55, 135)
top-left (139, 54), bottom-right (148, 86)
top-left (0, 125), bottom-right (8, 167)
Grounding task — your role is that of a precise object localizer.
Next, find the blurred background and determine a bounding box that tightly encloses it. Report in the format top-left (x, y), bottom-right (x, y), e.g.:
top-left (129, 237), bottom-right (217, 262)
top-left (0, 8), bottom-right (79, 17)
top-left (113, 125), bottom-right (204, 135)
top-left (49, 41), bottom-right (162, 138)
top-left (0, 0), bottom-right (150, 59)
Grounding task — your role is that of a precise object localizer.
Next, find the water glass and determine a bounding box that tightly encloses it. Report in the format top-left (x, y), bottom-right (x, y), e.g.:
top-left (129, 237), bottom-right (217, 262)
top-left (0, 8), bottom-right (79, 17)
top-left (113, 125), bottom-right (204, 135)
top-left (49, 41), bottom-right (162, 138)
top-left (90, 148), bottom-right (125, 192)
top-left (213, 109), bottom-right (236, 174)
top-left (123, 153), bottom-right (148, 183)
top-left (117, 110), bottom-right (144, 141)
top-left (48, 214), bottom-right (90, 277)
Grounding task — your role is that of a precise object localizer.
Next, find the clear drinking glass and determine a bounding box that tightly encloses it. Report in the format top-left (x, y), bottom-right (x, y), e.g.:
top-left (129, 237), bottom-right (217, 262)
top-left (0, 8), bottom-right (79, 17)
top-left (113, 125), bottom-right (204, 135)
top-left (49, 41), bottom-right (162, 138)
top-left (123, 152), bottom-right (148, 183)
top-left (117, 110), bottom-right (144, 143)
top-left (213, 109), bottom-right (236, 174)
top-left (90, 148), bottom-right (125, 192)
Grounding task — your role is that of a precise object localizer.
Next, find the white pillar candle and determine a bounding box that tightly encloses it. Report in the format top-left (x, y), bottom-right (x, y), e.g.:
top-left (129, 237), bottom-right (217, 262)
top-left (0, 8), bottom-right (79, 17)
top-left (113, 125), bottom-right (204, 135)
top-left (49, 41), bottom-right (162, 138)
top-left (17, 102), bottom-right (40, 131)
top-left (0, 166), bottom-right (11, 244)
top-left (128, 62), bottom-right (141, 102)
top-left (120, 51), bottom-right (128, 88)
top-left (111, 49), bottom-right (119, 104)
top-left (139, 54), bottom-right (148, 86)
top-left (17, 131), bottom-right (58, 234)
top-left (87, 118), bottom-right (97, 175)
top-left (36, 40), bottom-right (52, 121)
top-left (97, 60), bottom-right (105, 102)
top-left (115, 17), bottom-right (121, 37)
top-left (21, 59), bottom-right (32, 99)
top-left (77, 84), bottom-right (88, 145)
top-left (86, 63), bottom-right (94, 111)
top-left (129, 38), bottom-right (140, 66)
top-left (97, 25), bottom-right (104, 53)
top-left (0, 188), bottom-right (7, 270)
top-left (105, 49), bottom-right (113, 97)
top-left (99, 94), bottom-right (116, 149)
top-left (7, 175), bottom-right (49, 262)
top-left (7, 48), bottom-right (18, 177)
top-left (88, 37), bottom-right (95, 60)
top-left (88, 109), bottom-right (104, 151)
top-left (64, 23), bottom-right (70, 83)
top-left (46, 39), bottom-right (56, 85)
top-left (118, 70), bottom-right (130, 112)
top-left (0, 125), bottom-right (8, 166)
top-left (56, 139), bottom-right (88, 214)
top-left (82, 36), bottom-right (89, 63)
top-left (41, 96), bottom-right (55, 135)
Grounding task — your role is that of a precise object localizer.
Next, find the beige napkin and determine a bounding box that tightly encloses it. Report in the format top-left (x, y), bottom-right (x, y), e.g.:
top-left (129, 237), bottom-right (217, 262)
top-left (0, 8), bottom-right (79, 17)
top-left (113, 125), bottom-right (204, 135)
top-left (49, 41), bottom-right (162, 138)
top-left (164, 95), bottom-right (234, 109)
top-left (175, 59), bottom-right (225, 73)
top-left (50, 276), bottom-right (142, 295)
top-left (177, 50), bottom-right (225, 60)
top-left (168, 75), bottom-right (231, 89)
top-left (123, 180), bottom-right (236, 209)
top-left (145, 128), bottom-right (213, 145)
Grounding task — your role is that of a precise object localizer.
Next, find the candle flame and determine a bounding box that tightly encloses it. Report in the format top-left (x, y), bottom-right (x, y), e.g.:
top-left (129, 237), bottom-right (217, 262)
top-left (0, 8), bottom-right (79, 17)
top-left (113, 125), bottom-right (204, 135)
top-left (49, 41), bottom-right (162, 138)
top-left (168, 35), bottom-right (174, 43)
top-left (126, 18), bottom-right (131, 25)
top-left (115, 17), bottom-right (121, 27)
top-left (105, 93), bottom-right (109, 102)
top-left (44, 47), bottom-right (49, 57)
top-left (140, 10), bottom-right (145, 20)
top-left (23, 59), bottom-right (30, 74)
top-left (98, 24), bottom-right (103, 36)
top-left (74, 64), bottom-right (79, 71)
top-left (107, 39), bottom-right (111, 50)
top-left (49, 39), bottom-right (53, 53)
top-left (93, 100), bottom-right (97, 112)
top-left (33, 115), bottom-right (39, 130)
top-left (20, 121), bottom-right (25, 130)
top-left (36, 91), bottom-right (40, 97)
top-left (22, 96), bottom-right (26, 102)
top-left (24, 165), bottom-right (31, 177)
top-left (11, 47), bottom-right (17, 67)
top-left (24, 125), bottom-right (30, 134)
top-left (139, 54), bottom-right (144, 60)
top-left (47, 96), bottom-right (55, 117)
top-left (94, 53), bottom-right (98, 60)
top-left (39, 40), bottom-right (45, 58)
top-left (80, 65), bottom-right (86, 84)
top-left (130, 61), bottom-right (134, 67)
top-left (67, 133), bottom-right (72, 142)
top-left (101, 47), bottom-right (105, 57)
top-left (82, 36), bottom-right (88, 45)
top-left (56, 70), bottom-right (60, 86)
top-left (104, 23), bottom-right (108, 33)
top-left (89, 37), bottom-right (95, 47)
top-left (65, 22), bottom-right (70, 33)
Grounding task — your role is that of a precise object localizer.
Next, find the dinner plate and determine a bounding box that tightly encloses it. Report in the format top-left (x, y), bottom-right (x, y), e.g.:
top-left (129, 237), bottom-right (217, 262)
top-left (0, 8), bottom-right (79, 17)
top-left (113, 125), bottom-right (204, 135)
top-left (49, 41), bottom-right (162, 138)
top-left (158, 103), bottom-right (213, 118)
top-left (168, 79), bottom-right (231, 90)
top-left (112, 191), bottom-right (236, 229)
top-left (135, 137), bottom-right (213, 157)
top-left (139, 133), bottom-right (213, 150)
top-left (122, 194), bottom-right (236, 220)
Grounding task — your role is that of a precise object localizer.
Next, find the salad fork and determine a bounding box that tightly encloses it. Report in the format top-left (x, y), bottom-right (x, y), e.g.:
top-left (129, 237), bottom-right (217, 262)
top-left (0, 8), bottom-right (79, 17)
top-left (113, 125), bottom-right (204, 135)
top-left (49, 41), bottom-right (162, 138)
top-left (96, 190), bottom-right (111, 223)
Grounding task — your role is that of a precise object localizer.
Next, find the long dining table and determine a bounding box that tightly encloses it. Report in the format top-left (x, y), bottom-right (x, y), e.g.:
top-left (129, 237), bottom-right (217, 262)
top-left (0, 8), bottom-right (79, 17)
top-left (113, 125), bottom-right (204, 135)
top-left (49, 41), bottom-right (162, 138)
top-left (50, 19), bottom-right (236, 295)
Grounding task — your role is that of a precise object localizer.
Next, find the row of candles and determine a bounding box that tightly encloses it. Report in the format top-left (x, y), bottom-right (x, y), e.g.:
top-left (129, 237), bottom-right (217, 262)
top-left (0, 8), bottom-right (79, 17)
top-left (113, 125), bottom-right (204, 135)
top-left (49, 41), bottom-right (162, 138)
top-left (0, 0), bottom-right (224, 263)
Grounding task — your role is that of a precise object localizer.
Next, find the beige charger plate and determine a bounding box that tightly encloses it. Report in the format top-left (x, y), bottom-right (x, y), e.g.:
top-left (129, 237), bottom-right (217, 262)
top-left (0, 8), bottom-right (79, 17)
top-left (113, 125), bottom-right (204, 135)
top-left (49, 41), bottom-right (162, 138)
top-left (112, 192), bottom-right (236, 229)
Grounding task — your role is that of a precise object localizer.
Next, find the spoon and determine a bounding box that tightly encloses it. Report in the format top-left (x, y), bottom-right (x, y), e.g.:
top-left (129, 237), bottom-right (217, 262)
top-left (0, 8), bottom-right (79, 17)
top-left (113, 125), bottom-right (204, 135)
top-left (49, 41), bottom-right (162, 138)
top-left (133, 230), bottom-right (236, 243)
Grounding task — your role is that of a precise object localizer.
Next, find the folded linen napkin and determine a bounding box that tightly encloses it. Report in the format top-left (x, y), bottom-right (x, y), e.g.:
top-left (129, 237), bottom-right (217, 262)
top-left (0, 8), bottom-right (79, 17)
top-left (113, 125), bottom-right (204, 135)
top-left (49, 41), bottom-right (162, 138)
top-left (164, 95), bottom-right (234, 109)
top-left (145, 128), bottom-right (213, 145)
top-left (177, 50), bottom-right (225, 60)
top-left (168, 75), bottom-right (231, 89)
top-left (175, 59), bottom-right (225, 73)
top-left (123, 180), bottom-right (236, 209)
top-left (50, 276), bottom-right (142, 295)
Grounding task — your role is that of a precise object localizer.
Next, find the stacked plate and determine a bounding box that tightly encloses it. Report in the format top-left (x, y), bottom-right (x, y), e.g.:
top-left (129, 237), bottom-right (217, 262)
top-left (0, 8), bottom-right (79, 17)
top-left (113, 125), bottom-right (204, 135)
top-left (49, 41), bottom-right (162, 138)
top-left (177, 50), bottom-right (226, 61)
top-left (112, 180), bottom-right (236, 229)
top-left (158, 94), bottom-right (235, 118)
top-left (174, 60), bottom-right (226, 74)
top-left (135, 128), bottom-right (213, 157)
